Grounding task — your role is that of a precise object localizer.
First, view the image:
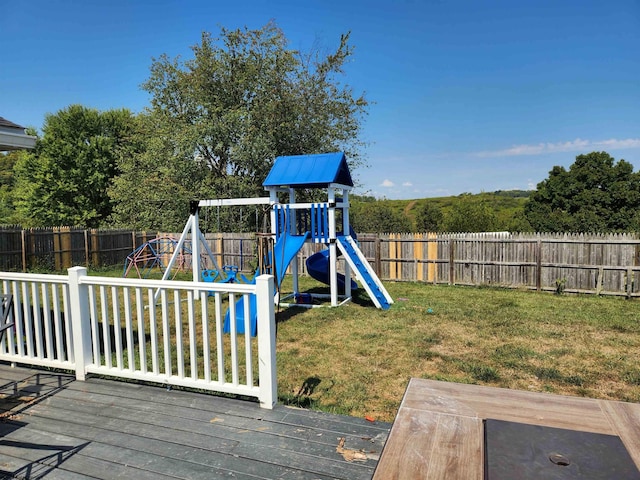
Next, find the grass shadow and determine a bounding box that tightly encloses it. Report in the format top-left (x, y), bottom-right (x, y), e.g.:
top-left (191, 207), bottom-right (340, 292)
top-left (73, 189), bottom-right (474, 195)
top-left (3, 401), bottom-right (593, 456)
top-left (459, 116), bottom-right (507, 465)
top-left (280, 375), bottom-right (324, 409)
top-left (275, 306), bottom-right (309, 325)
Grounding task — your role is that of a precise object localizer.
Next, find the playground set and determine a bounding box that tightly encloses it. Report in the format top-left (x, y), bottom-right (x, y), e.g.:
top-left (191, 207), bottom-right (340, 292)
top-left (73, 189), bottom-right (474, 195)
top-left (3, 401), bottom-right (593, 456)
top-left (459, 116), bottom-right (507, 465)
top-left (123, 236), bottom-right (192, 279)
top-left (161, 152), bottom-right (393, 335)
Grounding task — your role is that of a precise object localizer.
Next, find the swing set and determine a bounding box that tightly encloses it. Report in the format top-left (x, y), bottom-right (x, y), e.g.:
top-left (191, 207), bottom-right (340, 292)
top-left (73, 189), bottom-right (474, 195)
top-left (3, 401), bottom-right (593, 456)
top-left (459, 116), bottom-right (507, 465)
top-left (161, 198), bottom-right (273, 286)
top-left (160, 153), bottom-right (393, 336)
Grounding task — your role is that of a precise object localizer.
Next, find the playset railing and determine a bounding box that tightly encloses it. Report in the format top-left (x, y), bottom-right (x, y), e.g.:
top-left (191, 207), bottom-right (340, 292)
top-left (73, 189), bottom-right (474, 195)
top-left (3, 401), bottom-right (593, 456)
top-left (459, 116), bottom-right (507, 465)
top-left (273, 201), bottom-right (350, 242)
top-left (0, 267), bottom-right (277, 408)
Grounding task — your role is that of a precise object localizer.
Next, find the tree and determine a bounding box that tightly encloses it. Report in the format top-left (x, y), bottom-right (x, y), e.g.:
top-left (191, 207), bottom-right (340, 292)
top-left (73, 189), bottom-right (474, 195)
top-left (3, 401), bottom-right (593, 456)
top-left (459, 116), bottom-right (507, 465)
top-left (414, 201), bottom-right (443, 232)
top-left (350, 201), bottom-right (412, 233)
top-left (13, 105), bottom-right (134, 227)
top-left (443, 194), bottom-right (498, 232)
top-left (107, 113), bottom-right (208, 231)
top-left (524, 151), bottom-right (640, 232)
top-left (0, 150), bottom-right (28, 224)
top-left (109, 22), bottom-right (369, 231)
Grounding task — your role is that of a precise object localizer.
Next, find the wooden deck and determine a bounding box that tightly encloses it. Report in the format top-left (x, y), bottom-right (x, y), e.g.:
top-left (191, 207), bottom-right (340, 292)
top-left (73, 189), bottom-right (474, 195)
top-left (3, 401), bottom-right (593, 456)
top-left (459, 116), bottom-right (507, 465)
top-left (0, 364), bottom-right (390, 479)
top-left (373, 378), bottom-right (640, 479)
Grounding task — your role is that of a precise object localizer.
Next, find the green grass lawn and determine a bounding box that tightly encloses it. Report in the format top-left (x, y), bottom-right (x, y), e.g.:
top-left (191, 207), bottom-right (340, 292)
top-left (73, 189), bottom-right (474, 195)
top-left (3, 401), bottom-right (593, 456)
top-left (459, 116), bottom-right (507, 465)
top-left (276, 278), bottom-right (640, 423)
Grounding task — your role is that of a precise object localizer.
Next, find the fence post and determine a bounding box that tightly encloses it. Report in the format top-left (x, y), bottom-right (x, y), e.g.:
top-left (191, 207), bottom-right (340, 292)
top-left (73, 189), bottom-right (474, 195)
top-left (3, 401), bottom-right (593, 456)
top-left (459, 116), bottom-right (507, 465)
top-left (375, 235), bottom-right (382, 276)
top-left (596, 266), bottom-right (604, 295)
top-left (217, 233), bottom-right (224, 268)
top-left (90, 229), bottom-right (100, 267)
top-left (414, 233), bottom-right (423, 282)
top-left (21, 229), bottom-right (27, 272)
top-left (449, 238), bottom-right (455, 285)
top-left (84, 230), bottom-right (90, 267)
top-left (53, 227), bottom-right (62, 270)
top-left (536, 236), bottom-right (542, 292)
top-left (256, 274), bottom-right (276, 409)
top-left (68, 266), bottom-right (93, 381)
top-left (427, 232), bottom-right (437, 283)
top-left (61, 227), bottom-right (72, 268)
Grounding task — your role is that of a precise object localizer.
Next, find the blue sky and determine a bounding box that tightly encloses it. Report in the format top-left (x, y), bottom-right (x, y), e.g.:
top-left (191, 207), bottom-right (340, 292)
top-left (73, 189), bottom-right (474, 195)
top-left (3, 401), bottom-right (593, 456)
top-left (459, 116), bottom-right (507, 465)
top-left (2, 0), bottom-right (639, 200)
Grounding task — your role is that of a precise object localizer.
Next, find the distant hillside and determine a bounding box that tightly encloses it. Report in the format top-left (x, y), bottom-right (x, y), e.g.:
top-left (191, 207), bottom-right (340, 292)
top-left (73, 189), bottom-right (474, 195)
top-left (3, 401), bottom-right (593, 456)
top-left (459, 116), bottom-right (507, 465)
top-left (492, 189), bottom-right (531, 198)
top-left (350, 190), bottom-right (532, 233)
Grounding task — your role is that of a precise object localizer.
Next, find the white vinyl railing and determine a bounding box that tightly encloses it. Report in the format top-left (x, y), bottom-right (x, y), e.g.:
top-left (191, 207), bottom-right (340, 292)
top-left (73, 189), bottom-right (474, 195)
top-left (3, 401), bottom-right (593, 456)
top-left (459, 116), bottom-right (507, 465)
top-left (0, 267), bottom-right (277, 409)
top-left (0, 272), bottom-right (73, 370)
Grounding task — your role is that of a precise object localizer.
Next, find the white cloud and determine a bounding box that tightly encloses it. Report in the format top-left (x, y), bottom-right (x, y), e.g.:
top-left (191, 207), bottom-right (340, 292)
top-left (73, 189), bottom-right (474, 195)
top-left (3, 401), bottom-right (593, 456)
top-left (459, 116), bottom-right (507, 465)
top-left (476, 138), bottom-right (640, 158)
top-left (598, 138), bottom-right (640, 149)
top-left (381, 179), bottom-right (395, 187)
top-left (402, 181), bottom-right (413, 187)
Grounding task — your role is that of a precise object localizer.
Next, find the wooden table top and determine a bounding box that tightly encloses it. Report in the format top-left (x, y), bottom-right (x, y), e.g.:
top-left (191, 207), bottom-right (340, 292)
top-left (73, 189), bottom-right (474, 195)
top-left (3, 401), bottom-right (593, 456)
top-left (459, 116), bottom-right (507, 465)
top-left (373, 378), bottom-right (640, 479)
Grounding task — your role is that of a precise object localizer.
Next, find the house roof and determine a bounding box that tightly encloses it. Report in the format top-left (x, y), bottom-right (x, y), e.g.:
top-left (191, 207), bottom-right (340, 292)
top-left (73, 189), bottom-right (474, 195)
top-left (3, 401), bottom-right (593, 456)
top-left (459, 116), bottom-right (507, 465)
top-left (0, 116), bottom-right (36, 151)
top-left (262, 152), bottom-right (353, 189)
top-left (0, 117), bottom-right (24, 129)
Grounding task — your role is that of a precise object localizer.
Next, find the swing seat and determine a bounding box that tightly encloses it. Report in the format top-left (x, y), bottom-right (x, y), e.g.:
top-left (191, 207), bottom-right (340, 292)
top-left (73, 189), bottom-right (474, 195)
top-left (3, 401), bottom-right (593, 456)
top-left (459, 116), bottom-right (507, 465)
top-left (201, 269), bottom-right (221, 283)
top-left (202, 269), bottom-right (221, 296)
top-left (219, 265), bottom-right (246, 283)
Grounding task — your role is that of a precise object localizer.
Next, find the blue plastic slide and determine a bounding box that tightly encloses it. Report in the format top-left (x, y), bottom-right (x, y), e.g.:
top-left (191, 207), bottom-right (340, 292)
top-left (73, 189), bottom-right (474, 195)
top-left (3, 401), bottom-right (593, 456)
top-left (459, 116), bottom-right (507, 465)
top-left (273, 231), bottom-right (310, 288)
top-left (224, 232), bottom-right (309, 337)
top-left (306, 249), bottom-right (358, 292)
top-left (223, 292), bottom-right (257, 336)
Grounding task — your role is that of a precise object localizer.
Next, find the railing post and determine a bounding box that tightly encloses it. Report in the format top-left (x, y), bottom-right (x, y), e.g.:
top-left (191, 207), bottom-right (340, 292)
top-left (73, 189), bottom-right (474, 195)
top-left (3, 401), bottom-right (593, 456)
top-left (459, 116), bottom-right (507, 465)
top-left (68, 266), bottom-right (93, 381)
top-left (256, 274), bottom-right (276, 409)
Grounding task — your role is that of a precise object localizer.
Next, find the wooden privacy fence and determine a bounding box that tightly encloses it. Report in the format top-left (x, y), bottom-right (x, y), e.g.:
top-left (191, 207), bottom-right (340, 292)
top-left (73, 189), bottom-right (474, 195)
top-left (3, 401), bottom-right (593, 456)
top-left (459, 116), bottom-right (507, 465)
top-left (2, 227), bottom-right (640, 297)
top-left (174, 231), bottom-right (640, 298)
top-left (0, 227), bottom-right (151, 272)
top-left (0, 228), bottom-right (259, 274)
top-left (353, 232), bottom-right (640, 298)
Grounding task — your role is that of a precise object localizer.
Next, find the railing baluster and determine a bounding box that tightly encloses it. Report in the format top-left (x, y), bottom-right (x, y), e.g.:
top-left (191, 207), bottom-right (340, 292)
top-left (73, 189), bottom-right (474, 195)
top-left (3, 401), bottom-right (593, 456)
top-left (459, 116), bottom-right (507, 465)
top-left (161, 289), bottom-right (171, 376)
top-left (175, 290), bottom-right (184, 379)
top-left (136, 287), bottom-right (146, 374)
top-left (200, 290), bottom-right (210, 382)
top-left (244, 294), bottom-right (253, 387)
top-left (112, 287), bottom-right (123, 370)
top-left (187, 290), bottom-right (197, 380)
top-left (62, 283), bottom-right (73, 362)
top-left (41, 284), bottom-right (53, 360)
top-left (12, 281), bottom-right (24, 357)
top-left (30, 282), bottom-right (42, 358)
top-left (229, 293), bottom-right (239, 386)
top-left (123, 286), bottom-right (134, 371)
top-left (215, 292), bottom-right (224, 383)
top-left (148, 288), bottom-right (159, 375)
top-left (1, 281), bottom-right (15, 355)
top-left (88, 285), bottom-right (99, 364)
top-left (100, 285), bottom-right (111, 368)
top-left (51, 284), bottom-right (63, 360)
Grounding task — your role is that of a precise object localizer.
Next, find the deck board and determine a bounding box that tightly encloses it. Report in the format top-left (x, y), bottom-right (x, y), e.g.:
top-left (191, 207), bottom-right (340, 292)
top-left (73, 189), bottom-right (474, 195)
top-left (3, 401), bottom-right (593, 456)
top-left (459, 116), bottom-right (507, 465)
top-left (0, 364), bottom-right (390, 479)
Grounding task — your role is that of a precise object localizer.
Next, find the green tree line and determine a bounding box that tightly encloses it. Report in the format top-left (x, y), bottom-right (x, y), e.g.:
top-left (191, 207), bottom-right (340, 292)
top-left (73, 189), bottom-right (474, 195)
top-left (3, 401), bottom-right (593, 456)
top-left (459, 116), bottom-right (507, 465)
top-left (349, 191), bottom-right (532, 233)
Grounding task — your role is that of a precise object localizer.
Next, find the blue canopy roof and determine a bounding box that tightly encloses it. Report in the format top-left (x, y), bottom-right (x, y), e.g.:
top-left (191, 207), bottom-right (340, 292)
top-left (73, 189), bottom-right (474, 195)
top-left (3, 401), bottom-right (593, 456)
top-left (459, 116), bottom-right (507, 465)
top-left (262, 152), bottom-right (353, 188)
